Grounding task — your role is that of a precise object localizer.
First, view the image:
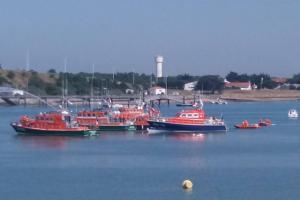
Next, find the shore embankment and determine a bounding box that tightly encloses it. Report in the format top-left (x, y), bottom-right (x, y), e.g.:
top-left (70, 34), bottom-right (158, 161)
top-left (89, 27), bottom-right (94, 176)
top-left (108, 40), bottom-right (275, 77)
top-left (220, 89), bottom-right (300, 101)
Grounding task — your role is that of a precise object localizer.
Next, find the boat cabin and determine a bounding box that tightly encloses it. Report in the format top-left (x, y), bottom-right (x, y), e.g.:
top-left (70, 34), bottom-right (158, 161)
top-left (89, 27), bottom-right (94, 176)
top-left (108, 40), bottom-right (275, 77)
top-left (175, 109), bottom-right (205, 119)
top-left (20, 113), bottom-right (71, 129)
top-left (77, 111), bottom-right (105, 118)
top-left (167, 109), bottom-right (206, 124)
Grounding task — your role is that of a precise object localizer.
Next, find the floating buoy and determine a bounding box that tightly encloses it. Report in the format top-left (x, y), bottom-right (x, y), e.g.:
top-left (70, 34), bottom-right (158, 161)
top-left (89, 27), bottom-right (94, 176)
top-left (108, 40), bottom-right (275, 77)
top-left (182, 179), bottom-right (193, 190)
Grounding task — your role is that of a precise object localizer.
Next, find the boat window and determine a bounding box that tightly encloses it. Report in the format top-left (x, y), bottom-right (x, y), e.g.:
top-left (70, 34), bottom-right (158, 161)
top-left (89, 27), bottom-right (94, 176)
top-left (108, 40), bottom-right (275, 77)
top-left (193, 114), bottom-right (198, 117)
top-left (64, 115), bottom-right (71, 124)
top-left (187, 114), bottom-right (192, 118)
top-left (181, 114), bottom-right (186, 117)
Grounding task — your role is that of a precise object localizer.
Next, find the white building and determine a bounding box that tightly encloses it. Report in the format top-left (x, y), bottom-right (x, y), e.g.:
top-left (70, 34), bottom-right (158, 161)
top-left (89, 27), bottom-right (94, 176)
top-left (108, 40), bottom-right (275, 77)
top-left (149, 86), bottom-right (166, 95)
top-left (184, 81), bottom-right (197, 91)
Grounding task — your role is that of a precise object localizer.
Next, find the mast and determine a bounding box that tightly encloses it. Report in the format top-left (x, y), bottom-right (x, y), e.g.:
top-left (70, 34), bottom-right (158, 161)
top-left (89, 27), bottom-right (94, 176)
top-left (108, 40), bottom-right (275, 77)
top-left (26, 50), bottom-right (30, 92)
top-left (132, 68), bottom-right (135, 85)
top-left (61, 58), bottom-right (68, 109)
top-left (64, 58), bottom-right (68, 97)
top-left (90, 64), bottom-right (95, 108)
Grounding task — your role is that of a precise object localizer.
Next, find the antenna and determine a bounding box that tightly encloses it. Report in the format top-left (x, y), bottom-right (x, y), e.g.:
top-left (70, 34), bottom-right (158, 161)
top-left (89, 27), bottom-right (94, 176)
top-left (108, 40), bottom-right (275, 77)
top-left (25, 50), bottom-right (30, 92)
top-left (165, 75), bottom-right (168, 95)
top-left (64, 58), bottom-right (68, 97)
top-left (91, 64), bottom-right (95, 97)
top-left (26, 50), bottom-right (30, 71)
top-left (132, 68), bottom-right (135, 85)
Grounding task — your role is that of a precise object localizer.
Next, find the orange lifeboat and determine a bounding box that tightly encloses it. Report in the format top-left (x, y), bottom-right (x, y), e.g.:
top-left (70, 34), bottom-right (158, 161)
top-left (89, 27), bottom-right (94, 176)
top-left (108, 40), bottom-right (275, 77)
top-left (11, 112), bottom-right (95, 136)
top-left (258, 119), bottom-right (272, 126)
top-left (234, 120), bottom-right (261, 129)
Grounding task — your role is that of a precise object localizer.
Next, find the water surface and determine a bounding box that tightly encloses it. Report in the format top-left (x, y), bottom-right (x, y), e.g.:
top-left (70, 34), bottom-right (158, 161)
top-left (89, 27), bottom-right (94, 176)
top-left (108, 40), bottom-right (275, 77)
top-left (1, 101), bottom-right (300, 200)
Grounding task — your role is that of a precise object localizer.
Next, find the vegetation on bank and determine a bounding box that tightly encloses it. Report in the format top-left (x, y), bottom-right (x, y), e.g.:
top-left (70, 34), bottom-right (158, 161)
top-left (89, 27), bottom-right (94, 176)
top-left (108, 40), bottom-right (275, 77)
top-left (1, 68), bottom-right (300, 95)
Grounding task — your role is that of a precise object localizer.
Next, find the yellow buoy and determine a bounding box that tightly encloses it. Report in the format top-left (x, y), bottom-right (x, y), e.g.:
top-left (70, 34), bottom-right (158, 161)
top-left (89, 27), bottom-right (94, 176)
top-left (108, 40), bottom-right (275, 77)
top-left (182, 179), bottom-right (193, 190)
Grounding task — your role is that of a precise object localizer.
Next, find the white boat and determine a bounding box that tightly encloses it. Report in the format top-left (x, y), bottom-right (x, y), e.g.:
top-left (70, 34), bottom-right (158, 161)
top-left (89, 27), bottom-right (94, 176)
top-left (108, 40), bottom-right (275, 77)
top-left (288, 109), bottom-right (298, 118)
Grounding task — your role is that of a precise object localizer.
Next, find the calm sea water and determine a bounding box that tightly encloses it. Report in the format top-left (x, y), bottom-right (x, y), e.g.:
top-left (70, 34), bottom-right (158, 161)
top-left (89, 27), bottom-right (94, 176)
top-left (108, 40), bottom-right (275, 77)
top-left (1, 101), bottom-right (300, 200)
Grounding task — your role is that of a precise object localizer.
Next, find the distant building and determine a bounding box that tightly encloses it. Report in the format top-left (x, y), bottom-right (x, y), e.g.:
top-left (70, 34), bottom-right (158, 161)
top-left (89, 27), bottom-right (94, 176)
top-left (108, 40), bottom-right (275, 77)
top-left (149, 86), bottom-right (166, 95)
top-left (225, 81), bottom-right (252, 91)
top-left (272, 77), bottom-right (288, 84)
top-left (125, 89), bottom-right (134, 94)
top-left (275, 83), bottom-right (300, 90)
top-left (184, 81), bottom-right (197, 91)
top-left (0, 87), bottom-right (24, 96)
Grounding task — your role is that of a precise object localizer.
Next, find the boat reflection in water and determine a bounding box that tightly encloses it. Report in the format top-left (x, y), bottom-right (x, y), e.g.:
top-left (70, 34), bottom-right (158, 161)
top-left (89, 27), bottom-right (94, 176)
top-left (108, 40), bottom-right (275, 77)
top-left (148, 131), bottom-right (226, 142)
top-left (15, 135), bottom-right (87, 149)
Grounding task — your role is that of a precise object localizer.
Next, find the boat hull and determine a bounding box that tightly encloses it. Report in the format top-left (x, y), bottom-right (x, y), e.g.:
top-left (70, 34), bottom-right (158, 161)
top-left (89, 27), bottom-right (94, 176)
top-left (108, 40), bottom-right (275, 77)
top-left (96, 125), bottom-right (136, 131)
top-left (234, 125), bottom-right (260, 129)
top-left (11, 123), bottom-right (95, 136)
top-left (147, 120), bottom-right (227, 133)
top-left (176, 103), bottom-right (193, 107)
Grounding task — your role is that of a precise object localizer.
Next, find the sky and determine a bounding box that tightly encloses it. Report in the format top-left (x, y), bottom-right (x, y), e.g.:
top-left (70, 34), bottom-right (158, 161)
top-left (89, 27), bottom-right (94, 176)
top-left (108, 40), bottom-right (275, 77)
top-left (0, 0), bottom-right (300, 77)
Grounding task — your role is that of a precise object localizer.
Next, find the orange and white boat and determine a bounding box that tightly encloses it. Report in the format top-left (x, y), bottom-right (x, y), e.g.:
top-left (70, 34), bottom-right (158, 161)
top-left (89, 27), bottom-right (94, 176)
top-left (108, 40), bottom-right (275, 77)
top-left (113, 107), bottom-right (157, 130)
top-left (76, 110), bottom-right (106, 127)
top-left (234, 120), bottom-right (261, 129)
top-left (11, 112), bottom-right (95, 136)
top-left (75, 110), bottom-right (135, 131)
top-left (258, 118), bottom-right (272, 126)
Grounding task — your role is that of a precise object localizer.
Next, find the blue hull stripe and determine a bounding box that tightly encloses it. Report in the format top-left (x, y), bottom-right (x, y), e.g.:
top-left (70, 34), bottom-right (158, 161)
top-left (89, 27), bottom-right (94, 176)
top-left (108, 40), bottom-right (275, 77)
top-left (148, 120), bottom-right (227, 132)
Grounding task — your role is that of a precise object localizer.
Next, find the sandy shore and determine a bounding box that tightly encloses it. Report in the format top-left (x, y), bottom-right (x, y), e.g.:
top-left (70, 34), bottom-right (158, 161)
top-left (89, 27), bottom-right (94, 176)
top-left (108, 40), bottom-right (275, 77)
top-left (220, 89), bottom-right (300, 101)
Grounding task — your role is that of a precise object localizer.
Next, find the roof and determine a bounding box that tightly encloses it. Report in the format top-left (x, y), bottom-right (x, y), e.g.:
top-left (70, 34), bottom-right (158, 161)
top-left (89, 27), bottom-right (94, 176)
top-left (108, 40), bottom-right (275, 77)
top-left (150, 86), bottom-right (165, 90)
top-left (271, 77), bottom-right (288, 84)
top-left (225, 82), bottom-right (251, 88)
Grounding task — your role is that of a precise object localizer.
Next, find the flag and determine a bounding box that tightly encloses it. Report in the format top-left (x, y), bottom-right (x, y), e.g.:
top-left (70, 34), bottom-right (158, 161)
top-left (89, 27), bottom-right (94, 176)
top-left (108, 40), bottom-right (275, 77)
top-left (67, 100), bottom-right (73, 105)
top-left (199, 99), bottom-right (203, 109)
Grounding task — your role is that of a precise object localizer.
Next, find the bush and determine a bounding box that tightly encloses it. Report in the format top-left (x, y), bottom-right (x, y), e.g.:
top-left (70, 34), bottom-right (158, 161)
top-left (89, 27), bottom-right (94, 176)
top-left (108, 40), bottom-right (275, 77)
top-left (7, 71), bottom-right (15, 79)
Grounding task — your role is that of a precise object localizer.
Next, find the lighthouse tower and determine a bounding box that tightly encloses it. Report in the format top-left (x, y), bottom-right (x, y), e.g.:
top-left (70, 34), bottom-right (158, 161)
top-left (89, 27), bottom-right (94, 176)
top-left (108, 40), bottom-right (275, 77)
top-left (155, 55), bottom-right (163, 81)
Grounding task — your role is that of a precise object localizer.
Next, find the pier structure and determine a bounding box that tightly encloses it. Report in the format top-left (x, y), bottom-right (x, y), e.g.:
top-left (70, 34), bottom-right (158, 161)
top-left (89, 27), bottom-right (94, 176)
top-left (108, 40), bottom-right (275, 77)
top-left (0, 87), bottom-right (220, 107)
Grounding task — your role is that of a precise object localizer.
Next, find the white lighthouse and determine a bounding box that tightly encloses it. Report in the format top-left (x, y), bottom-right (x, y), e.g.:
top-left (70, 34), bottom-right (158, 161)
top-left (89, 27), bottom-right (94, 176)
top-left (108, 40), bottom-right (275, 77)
top-left (155, 55), bottom-right (163, 79)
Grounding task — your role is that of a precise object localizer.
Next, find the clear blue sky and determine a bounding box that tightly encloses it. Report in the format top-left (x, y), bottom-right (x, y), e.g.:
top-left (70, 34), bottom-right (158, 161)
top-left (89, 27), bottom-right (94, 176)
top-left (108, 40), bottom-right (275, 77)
top-left (0, 0), bottom-right (299, 76)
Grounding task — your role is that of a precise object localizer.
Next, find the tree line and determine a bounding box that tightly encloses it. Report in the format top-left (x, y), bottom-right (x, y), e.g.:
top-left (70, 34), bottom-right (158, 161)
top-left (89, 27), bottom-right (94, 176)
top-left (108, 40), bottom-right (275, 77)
top-left (1, 68), bottom-right (300, 95)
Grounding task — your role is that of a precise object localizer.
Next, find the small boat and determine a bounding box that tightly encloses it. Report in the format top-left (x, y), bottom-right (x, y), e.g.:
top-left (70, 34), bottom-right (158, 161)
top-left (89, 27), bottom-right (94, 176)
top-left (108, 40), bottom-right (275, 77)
top-left (234, 120), bottom-right (261, 129)
top-left (11, 112), bottom-right (96, 136)
top-left (258, 119), bottom-right (272, 126)
top-left (288, 109), bottom-right (298, 118)
top-left (147, 108), bottom-right (227, 133)
top-left (176, 103), bottom-right (193, 107)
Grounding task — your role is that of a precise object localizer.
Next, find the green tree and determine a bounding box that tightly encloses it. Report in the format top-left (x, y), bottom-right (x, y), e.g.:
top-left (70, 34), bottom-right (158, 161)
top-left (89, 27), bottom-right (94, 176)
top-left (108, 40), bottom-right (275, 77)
top-left (48, 69), bottom-right (56, 74)
top-left (226, 71), bottom-right (249, 82)
top-left (195, 75), bottom-right (224, 93)
top-left (7, 71), bottom-right (15, 79)
top-left (289, 74), bottom-right (300, 84)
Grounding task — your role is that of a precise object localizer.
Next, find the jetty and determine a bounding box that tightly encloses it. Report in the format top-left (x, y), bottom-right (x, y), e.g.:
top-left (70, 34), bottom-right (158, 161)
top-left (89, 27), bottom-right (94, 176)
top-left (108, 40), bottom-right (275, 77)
top-left (0, 87), bottom-right (220, 107)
